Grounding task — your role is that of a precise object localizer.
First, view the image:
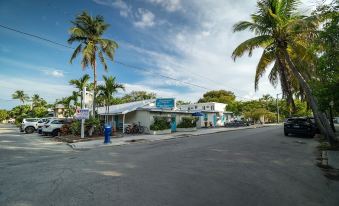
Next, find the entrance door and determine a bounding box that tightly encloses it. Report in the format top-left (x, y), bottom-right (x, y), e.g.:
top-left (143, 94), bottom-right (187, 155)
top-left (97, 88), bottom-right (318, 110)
top-left (170, 116), bottom-right (176, 132)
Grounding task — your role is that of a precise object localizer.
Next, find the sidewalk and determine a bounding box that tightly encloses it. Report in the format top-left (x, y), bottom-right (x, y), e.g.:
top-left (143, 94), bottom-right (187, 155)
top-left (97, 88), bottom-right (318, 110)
top-left (69, 124), bottom-right (278, 150)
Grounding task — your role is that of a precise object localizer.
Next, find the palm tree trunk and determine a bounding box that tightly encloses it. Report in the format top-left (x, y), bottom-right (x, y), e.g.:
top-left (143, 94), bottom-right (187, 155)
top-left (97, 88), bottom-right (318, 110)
top-left (277, 57), bottom-right (296, 113)
top-left (282, 49), bottom-right (337, 144)
top-left (93, 60), bottom-right (97, 118)
top-left (80, 89), bottom-right (83, 109)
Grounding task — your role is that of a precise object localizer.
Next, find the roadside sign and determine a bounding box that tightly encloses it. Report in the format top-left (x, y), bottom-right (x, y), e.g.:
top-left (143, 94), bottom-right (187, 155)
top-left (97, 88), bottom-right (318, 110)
top-left (156, 98), bottom-right (175, 109)
top-left (75, 108), bottom-right (90, 120)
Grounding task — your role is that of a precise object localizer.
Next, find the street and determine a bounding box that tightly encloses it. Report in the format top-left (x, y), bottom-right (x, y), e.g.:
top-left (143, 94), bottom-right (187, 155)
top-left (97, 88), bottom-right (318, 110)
top-left (0, 125), bottom-right (338, 206)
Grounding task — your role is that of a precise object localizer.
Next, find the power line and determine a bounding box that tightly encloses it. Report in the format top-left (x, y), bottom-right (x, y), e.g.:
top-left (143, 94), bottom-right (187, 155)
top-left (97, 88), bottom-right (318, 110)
top-left (0, 24), bottom-right (211, 91)
top-left (0, 24), bottom-right (253, 100)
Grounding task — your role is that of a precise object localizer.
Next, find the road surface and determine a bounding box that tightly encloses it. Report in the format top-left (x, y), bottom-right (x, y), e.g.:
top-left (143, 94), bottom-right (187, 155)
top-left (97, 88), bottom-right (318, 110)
top-left (0, 124), bottom-right (338, 206)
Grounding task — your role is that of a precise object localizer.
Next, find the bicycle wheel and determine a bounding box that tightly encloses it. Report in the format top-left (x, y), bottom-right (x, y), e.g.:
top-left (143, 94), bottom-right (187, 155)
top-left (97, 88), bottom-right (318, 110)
top-left (138, 126), bottom-right (144, 134)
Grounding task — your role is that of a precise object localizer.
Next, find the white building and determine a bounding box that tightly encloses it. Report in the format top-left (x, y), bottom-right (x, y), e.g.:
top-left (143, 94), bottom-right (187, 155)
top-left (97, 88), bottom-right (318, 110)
top-left (97, 99), bottom-right (194, 133)
top-left (178, 102), bottom-right (232, 127)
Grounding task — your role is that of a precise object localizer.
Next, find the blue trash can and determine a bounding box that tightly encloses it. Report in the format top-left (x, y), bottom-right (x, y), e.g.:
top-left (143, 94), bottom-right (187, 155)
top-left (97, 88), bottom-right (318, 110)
top-left (104, 125), bottom-right (111, 144)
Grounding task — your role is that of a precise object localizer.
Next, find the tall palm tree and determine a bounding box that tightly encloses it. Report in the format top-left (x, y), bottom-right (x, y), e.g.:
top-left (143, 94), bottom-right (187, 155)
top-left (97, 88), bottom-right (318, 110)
top-left (31, 94), bottom-right (40, 107)
top-left (69, 74), bottom-right (91, 108)
top-left (97, 75), bottom-right (124, 122)
top-left (68, 11), bottom-right (119, 118)
top-left (12, 90), bottom-right (29, 104)
top-left (232, 0), bottom-right (336, 143)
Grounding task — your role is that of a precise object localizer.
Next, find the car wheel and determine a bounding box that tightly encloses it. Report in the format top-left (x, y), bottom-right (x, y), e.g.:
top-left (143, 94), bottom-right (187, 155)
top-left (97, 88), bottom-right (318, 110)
top-left (284, 130), bottom-right (288, 136)
top-left (25, 126), bottom-right (35, 134)
top-left (52, 129), bottom-right (60, 137)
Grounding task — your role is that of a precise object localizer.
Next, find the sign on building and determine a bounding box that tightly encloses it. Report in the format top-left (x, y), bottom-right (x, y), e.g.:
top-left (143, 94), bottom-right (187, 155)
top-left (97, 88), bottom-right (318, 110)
top-left (75, 108), bottom-right (90, 120)
top-left (156, 98), bottom-right (175, 109)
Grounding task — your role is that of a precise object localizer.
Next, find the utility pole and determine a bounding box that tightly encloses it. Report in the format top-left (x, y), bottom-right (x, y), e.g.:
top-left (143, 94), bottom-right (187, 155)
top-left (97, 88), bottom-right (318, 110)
top-left (81, 87), bottom-right (86, 139)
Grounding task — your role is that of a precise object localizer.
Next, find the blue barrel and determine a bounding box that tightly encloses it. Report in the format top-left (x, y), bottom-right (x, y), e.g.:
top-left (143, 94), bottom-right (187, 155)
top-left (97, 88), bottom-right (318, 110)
top-left (104, 125), bottom-right (111, 144)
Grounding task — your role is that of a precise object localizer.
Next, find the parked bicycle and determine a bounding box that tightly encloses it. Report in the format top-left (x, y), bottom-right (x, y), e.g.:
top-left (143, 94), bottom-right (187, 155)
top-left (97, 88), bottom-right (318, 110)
top-left (124, 122), bottom-right (146, 134)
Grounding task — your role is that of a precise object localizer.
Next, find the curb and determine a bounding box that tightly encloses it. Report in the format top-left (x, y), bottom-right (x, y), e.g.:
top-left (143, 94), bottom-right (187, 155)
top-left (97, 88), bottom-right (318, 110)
top-left (68, 125), bottom-right (275, 150)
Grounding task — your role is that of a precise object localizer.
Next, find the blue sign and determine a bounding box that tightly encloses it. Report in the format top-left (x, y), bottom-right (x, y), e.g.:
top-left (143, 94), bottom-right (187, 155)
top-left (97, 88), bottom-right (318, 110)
top-left (156, 98), bottom-right (175, 109)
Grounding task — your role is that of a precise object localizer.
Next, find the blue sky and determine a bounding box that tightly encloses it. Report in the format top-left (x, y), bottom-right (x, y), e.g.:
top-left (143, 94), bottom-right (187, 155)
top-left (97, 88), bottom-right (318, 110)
top-left (0, 0), bottom-right (317, 109)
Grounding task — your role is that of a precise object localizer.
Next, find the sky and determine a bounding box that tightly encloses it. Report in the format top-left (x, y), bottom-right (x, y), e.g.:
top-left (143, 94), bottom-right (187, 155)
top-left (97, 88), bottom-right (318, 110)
top-left (0, 0), bottom-right (320, 109)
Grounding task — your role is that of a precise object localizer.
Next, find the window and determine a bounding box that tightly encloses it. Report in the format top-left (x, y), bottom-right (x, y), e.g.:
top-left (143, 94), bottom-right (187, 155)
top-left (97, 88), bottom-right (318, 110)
top-left (195, 106), bottom-right (197, 109)
top-left (211, 106), bottom-right (214, 110)
top-left (206, 106), bottom-right (209, 108)
top-left (202, 106), bottom-right (205, 110)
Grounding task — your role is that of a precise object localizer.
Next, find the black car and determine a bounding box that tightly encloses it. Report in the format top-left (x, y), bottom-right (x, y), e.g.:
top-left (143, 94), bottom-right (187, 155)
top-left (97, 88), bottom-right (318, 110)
top-left (284, 117), bottom-right (317, 137)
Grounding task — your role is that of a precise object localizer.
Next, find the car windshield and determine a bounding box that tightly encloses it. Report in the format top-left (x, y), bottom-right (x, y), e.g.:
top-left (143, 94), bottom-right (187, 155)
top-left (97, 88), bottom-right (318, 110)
top-left (25, 119), bottom-right (38, 122)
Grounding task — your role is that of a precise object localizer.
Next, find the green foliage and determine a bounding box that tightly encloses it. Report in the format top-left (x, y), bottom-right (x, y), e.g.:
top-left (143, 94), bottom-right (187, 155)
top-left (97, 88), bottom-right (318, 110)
top-left (70, 117), bottom-right (102, 136)
top-left (311, 2), bottom-right (339, 115)
top-left (244, 108), bottom-right (276, 123)
top-left (198, 90), bottom-right (235, 106)
top-left (10, 105), bottom-right (31, 124)
top-left (70, 120), bottom-right (81, 136)
top-left (122, 91), bottom-right (156, 102)
top-left (0, 110), bottom-right (9, 121)
top-left (31, 106), bottom-right (48, 118)
top-left (150, 117), bottom-right (170, 131)
top-left (176, 100), bottom-right (191, 106)
top-left (12, 90), bottom-right (29, 104)
top-left (177, 117), bottom-right (197, 128)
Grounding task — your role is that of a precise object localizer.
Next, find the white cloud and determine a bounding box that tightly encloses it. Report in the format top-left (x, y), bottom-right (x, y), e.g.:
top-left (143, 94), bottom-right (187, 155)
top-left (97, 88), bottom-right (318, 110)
top-left (92, 0), bottom-right (132, 17)
top-left (123, 0), bottom-right (283, 102)
top-left (146, 0), bottom-right (182, 12)
top-left (0, 57), bottom-right (66, 78)
top-left (133, 8), bottom-right (155, 28)
top-left (41, 68), bottom-right (64, 78)
top-left (0, 74), bottom-right (73, 106)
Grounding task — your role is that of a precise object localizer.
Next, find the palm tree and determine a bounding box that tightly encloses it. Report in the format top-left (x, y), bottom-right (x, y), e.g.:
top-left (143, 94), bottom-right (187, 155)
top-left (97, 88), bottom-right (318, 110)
top-left (69, 74), bottom-right (91, 108)
top-left (68, 11), bottom-right (119, 118)
top-left (12, 90), bottom-right (29, 104)
top-left (232, 0), bottom-right (336, 143)
top-left (97, 75), bottom-right (124, 123)
top-left (31, 94), bottom-right (40, 107)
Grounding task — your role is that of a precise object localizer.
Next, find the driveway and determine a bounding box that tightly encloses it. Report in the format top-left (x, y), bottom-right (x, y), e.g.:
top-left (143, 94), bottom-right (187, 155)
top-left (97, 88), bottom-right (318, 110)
top-left (0, 124), bottom-right (338, 206)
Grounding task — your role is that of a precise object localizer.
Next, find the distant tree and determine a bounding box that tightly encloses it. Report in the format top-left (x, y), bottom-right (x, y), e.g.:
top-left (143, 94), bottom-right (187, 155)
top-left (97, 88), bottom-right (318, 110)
top-left (122, 91), bottom-right (156, 102)
top-left (12, 90), bottom-right (29, 104)
top-left (0, 110), bottom-right (8, 122)
top-left (31, 94), bottom-right (47, 108)
top-left (32, 107), bottom-right (48, 118)
top-left (68, 11), bottom-right (119, 117)
top-left (198, 90), bottom-right (236, 111)
top-left (176, 100), bottom-right (191, 107)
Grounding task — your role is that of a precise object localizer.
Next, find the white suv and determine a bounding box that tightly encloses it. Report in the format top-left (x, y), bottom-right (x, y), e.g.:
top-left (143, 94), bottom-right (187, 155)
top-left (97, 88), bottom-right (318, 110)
top-left (20, 118), bottom-right (40, 134)
top-left (42, 119), bottom-right (67, 137)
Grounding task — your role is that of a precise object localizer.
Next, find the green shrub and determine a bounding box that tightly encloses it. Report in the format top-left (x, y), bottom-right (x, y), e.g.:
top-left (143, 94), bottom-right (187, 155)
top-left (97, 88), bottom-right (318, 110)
top-left (70, 120), bottom-right (81, 135)
top-left (177, 117), bottom-right (197, 128)
top-left (150, 117), bottom-right (170, 131)
top-left (70, 117), bottom-right (103, 136)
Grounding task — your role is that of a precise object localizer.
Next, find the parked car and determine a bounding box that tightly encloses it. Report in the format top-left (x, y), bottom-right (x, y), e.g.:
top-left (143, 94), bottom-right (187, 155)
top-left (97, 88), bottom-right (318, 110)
top-left (284, 117), bottom-right (317, 137)
top-left (42, 118), bottom-right (73, 137)
top-left (37, 118), bottom-right (56, 134)
top-left (20, 118), bottom-right (40, 134)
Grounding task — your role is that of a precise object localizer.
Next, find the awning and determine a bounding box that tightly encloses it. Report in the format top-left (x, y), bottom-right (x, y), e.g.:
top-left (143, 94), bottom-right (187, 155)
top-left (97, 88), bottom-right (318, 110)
top-left (192, 112), bottom-right (204, 116)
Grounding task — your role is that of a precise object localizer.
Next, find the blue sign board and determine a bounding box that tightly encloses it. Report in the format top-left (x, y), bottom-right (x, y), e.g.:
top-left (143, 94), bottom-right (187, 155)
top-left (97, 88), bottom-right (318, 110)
top-left (156, 98), bottom-right (175, 109)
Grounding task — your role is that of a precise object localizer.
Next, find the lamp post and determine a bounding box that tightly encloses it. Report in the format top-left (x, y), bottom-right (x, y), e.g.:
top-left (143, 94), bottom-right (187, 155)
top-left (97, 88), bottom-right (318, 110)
top-left (276, 93), bottom-right (282, 123)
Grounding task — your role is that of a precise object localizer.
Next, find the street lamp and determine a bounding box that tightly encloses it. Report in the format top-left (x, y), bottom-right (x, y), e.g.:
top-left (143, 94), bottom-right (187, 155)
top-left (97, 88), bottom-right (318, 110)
top-left (276, 93), bottom-right (282, 123)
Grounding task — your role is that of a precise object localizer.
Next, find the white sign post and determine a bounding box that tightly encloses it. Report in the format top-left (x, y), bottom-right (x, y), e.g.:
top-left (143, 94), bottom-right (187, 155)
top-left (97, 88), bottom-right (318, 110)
top-left (77, 87), bottom-right (90, 138)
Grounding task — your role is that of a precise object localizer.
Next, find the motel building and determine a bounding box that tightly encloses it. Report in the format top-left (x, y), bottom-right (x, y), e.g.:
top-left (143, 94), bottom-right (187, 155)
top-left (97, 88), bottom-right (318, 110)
top-left (97, 98), bottom-right (233, 134)
top-left (177, 102), bottom-right (233, 128)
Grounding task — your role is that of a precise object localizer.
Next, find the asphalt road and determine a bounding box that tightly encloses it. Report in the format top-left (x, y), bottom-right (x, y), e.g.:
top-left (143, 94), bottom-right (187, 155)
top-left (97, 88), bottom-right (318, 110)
top-left (0, 124), bottom-right (338, 206)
